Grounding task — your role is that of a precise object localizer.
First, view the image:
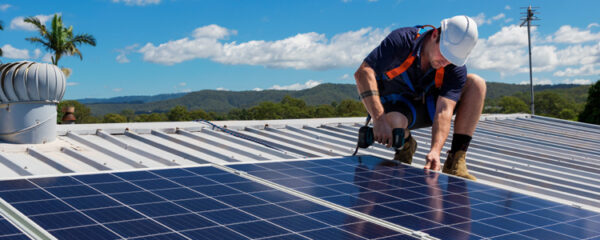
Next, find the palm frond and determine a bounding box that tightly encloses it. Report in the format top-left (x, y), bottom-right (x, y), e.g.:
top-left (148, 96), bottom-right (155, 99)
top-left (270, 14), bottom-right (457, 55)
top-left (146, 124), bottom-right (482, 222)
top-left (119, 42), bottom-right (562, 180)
top-left (72, 34), bottom-right (97, 46)
top-left (24, 16), bottom-right (47, 37)
top-left (25, 37), bottom-right (52, 50)
top-left (0, 20), bottom-right (4, 31)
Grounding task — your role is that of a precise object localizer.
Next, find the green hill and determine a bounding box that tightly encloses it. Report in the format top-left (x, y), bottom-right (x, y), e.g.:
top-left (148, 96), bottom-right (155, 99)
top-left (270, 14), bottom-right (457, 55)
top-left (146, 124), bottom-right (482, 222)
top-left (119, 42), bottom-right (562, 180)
top-left (83, 82), bottom-right (591, 117)
top-left (86, 83), bottom-right (359, 116)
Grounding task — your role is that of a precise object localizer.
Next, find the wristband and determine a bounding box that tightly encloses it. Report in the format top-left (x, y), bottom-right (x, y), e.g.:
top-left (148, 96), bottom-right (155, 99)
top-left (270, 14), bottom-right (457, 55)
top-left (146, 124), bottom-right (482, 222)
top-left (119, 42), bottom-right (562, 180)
top-left (359, 90), bottom-right (379, 99)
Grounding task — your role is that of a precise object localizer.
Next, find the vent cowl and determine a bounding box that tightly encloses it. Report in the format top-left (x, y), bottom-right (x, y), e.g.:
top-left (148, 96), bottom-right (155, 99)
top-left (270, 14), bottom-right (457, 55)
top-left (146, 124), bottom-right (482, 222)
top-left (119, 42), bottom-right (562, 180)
top-left (0, 61), bottom-right (67, 144)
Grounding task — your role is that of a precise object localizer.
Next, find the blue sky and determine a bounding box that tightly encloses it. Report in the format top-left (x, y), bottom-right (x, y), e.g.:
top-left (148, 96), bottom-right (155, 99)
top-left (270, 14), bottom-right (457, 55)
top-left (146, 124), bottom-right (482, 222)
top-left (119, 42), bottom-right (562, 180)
top-left (1, 0), bottom-right (599, 99)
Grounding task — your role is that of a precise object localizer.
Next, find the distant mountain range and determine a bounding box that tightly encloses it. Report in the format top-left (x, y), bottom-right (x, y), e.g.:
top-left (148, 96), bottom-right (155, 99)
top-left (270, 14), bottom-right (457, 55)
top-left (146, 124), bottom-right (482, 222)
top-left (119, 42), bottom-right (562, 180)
top-left (75, 82), bottom-right (591, 116)
top-left (80, 83), bottom-right (360, 116)
top-left (77, 93), bottom-right (187, 104)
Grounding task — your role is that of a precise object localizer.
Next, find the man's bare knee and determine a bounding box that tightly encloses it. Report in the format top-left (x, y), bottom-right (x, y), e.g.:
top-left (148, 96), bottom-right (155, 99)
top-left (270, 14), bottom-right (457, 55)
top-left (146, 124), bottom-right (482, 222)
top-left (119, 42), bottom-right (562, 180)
top-left (466, 73), bottom-right (486, 94)
top-left (385, 112), bottom-right (409, 129)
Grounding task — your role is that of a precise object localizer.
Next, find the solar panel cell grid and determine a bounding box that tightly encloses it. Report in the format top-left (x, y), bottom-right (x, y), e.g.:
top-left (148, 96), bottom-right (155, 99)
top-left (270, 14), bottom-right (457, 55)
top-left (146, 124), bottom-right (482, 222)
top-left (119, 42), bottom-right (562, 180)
top-left (229, 155), bottom-right (600, 240)
top-left (0, 164), bottom-right (417, 239)
top-left (0, 216), bottom-right (29, 240)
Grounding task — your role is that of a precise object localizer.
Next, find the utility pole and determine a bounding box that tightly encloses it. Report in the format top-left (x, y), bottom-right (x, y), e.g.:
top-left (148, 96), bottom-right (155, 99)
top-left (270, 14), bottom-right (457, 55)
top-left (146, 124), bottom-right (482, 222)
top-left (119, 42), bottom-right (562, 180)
top-left (520, 5), bottom-right (540, 115)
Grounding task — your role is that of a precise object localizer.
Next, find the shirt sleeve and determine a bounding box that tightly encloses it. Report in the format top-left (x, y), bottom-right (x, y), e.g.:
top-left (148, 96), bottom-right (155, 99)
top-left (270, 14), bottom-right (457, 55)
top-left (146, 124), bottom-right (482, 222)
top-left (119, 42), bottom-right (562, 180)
top-left (364, 28), bottom-right (413, 75)
top-left (439, 65), bottom-right (467, 102)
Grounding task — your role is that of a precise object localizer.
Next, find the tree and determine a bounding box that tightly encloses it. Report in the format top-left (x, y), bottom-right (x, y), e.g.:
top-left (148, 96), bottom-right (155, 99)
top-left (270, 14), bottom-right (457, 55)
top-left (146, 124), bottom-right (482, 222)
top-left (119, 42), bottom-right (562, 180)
top-left (135, 113), bottom-right (168, 122)
top-left (534, 92), bottom-right (575, 118)
top-left (311, 105), bottom-right (336, 118)
top-left (249, 102), bottom-right (284, 120)
top-left (168, 105), bottom-right (190, 121)
top-left (103, 113), bottom-right (127, 123)
top-left (120, 109), bottom-right (135, 122)
top-left (336, 99), bottom-right (366, 117)
top-left (498, 96), bottom-right (529, 113)
top-left (189, 109), bottom-right (211, 120)
top-left (57, 100), bottom-right (98, 123)
top-left (24, 14), bottom-right (96, 66)
top-left (579, 80), bottom-right (600, 124)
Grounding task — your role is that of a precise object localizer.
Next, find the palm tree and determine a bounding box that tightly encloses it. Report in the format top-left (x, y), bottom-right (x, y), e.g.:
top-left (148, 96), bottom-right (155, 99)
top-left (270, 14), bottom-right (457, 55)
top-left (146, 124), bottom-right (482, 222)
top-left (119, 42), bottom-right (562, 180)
top-left (24, 14), bottom-right (96, 66)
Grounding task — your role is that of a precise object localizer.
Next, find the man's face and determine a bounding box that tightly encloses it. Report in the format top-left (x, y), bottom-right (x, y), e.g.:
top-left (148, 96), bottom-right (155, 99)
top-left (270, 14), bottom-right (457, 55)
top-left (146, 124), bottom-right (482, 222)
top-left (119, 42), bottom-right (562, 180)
top-left (430, 42), bottom-right (450, 69)
top-left (428, 30), bottom-right (451, 69)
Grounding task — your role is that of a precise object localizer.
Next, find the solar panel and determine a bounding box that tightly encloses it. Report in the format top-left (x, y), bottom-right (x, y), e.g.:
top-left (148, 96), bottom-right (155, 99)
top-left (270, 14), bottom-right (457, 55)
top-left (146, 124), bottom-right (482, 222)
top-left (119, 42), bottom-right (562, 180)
top-left (0, 213), bottom-right (30, 240)
top-left (229, 155), bottom-right (600, 240)
top-left (0, 165), bottom-right (416, 239)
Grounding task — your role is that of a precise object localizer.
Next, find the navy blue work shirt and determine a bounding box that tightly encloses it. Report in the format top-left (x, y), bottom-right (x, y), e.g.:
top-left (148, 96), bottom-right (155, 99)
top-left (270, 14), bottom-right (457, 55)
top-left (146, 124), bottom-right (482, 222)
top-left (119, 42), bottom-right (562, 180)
top-left (364, 27), bottom-right (467, 102)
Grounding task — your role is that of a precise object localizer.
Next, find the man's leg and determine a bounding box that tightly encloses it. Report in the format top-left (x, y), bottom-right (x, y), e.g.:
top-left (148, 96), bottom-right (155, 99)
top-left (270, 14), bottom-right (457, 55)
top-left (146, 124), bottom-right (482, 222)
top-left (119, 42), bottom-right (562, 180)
top-left (454, 73), bottom-right (486, 135)
top-left (385, 112), bottom-right (417, 164)
top-left (442, 73), bottom-right (486, 180)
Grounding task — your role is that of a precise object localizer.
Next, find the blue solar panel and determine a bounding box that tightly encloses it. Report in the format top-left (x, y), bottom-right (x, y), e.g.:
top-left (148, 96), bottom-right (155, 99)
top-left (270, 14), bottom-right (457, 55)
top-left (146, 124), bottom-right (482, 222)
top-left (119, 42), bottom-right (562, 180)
top-left (0, 214), bottom-right (30, 240)
top-left (0, 165), bottom-right (416, 239)
top-left (229, 155), bottom-right (600, 240)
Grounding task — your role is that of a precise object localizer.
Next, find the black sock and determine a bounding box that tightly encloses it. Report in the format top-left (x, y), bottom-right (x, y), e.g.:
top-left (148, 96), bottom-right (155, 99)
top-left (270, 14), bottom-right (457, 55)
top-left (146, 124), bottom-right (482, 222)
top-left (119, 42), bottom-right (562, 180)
top-left (450, 134), bottom-right (472, 153)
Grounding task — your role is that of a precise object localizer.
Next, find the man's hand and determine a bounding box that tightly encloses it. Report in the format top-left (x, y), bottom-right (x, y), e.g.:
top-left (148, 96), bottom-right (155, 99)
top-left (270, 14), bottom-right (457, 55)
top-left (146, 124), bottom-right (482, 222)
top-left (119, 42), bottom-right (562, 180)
top-left (424, 151), bottom-right (441, 171)
top-left (373, 116), bottom-right (393, 148)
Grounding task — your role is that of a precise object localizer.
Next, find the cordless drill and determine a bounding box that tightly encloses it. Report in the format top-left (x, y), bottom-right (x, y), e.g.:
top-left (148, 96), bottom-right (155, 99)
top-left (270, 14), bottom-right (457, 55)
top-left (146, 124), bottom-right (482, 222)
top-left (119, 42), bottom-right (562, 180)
top-left (357, 126), bottom-right (405, 149)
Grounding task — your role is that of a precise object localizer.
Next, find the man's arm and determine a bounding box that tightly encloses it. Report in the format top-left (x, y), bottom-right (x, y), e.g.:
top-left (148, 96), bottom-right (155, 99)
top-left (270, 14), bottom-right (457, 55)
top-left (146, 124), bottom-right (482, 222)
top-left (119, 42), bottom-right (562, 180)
top-left (424, 96), bottom-right (456, 171)
top-left (354, 61), bottom-right (392, 146)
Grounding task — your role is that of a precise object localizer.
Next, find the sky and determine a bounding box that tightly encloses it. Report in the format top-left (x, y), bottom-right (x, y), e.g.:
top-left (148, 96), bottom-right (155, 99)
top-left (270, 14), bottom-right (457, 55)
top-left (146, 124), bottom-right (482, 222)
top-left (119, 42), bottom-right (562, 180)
top-left (0, 0), bottom-right (599, 99)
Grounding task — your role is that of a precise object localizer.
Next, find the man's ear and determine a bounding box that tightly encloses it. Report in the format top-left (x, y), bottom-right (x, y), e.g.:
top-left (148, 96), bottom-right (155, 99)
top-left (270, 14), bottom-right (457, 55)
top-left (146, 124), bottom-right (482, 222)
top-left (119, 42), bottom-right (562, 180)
top-left (432, 28), bottom-right (439, 38)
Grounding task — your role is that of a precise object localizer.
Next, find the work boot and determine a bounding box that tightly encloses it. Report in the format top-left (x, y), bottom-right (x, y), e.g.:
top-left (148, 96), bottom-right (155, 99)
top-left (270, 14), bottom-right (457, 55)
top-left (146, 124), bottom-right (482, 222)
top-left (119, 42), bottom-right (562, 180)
top-left (442, 150), bottom-right (477, 181)
top-left (393, 135), bottom-right (417, 164)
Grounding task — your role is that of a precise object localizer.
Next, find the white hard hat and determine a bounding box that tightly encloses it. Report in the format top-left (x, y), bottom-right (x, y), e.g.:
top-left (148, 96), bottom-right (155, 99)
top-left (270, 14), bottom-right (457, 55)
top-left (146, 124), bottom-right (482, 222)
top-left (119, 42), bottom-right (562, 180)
top-left (440, 15), bottom-right (478, 66)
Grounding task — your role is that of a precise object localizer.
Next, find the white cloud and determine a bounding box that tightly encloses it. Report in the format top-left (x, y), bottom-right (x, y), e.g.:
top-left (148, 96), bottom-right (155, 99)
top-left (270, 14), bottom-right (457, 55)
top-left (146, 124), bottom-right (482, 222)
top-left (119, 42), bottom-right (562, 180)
top-left (588, 23), bottom-right (599, 29)
top-left (112, 0), bottom-right (160, 6)
top-left (116, 54), bottom-right (130, 63)
top-left (192, 24), bottom-right (237, 39)
top-left (469, 23), bottom-right (600, 78)
top-left (33, 49), bottom-right (42, 59)
top-left (554, 64), bottom-right (600, 77)
top-left (562, 78), bottom-right (591, 85)
top-left (471, 13), bottom-right (505, 26)
top-left (138, 24), bottom-right (389, 70)
top-left (491, 13), bottom-right (506, 21)
top-left (471, 13), bottom-right (487, 26)
top-left (253, 88), bottom-right (263, 91)
top-left (41, 53), bottom-right (53, 63)
top-left (269, 80), bottom-right (321, 90)
top-left (0, 4), bottom-right (11, 11)
top-left (113, 88), bottom-right (123, 92)
top-left (531, 45), bottom-right (559, 72)
top-left (0, 44), bottom-right (30, 59)
top-left (550, 25), bottom-right (600, 44)
top-left (66, 82), bottom-right (79, 86)
top-left (179, 82), bottom-right (186, 86)
top-left (342, 0), bottom-right (351, 2)
top-left (505, 5), bottom-right (511, 10)
top-left (10, 14), bottom-right (54, 31)
top-left (340, 73), bottom-right (350, 80)
top-left (116, 44), bottom-right (139, 64)
top-left (519, 77), bottom-right (552, 85)
top-left (216, 87), bottom-right (229, 91)
top-left (468, 25), bottom-right (530, 75)
top-left (180, 89), bottom-right (192, 93)
top-left (555, 42), bottom-right (600, 67)
top-left (504, 18), bottom-right (513, 23)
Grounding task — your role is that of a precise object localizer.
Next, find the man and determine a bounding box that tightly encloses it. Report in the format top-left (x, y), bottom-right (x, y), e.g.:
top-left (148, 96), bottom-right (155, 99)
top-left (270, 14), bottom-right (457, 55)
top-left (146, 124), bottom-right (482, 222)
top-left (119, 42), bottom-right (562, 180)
top-left (354, 15), bottom-right (485, 180)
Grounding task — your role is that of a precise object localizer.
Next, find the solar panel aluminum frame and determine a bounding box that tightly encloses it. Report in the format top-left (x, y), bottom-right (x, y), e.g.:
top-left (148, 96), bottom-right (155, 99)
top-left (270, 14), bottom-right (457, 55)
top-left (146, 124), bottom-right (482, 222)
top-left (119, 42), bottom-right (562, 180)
top-left (0, 196), bottom-right (56, 240)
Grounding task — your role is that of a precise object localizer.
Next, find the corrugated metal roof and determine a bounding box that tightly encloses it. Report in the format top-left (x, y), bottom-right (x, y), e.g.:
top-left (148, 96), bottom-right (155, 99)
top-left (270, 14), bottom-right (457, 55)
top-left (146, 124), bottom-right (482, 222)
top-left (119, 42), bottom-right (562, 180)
top-left (0, 114), bottom-right (599, 213)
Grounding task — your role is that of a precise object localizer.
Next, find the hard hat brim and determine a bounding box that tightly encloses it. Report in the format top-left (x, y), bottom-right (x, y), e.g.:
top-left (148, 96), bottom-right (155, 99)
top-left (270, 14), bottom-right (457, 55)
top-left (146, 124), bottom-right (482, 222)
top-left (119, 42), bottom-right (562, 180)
top-left (440, 19), bottom-right (468, 67)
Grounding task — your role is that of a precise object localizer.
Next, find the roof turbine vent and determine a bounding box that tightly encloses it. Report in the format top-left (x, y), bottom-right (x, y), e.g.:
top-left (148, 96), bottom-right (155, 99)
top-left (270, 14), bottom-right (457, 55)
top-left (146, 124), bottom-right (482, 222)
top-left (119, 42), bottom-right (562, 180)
top-left (0, 61), bottom-right (66, 144)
